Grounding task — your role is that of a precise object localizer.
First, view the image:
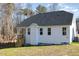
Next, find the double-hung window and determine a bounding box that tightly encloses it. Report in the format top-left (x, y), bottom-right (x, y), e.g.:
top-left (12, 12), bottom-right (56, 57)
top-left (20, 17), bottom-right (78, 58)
top-left (40, 28), bottom-right (43, 35)
top-left (48, 28), bottom-right (51, 35)
top-left (62, 27), bottom-right (66, 35)
top-left (28, 28), bottom-right (30, 35)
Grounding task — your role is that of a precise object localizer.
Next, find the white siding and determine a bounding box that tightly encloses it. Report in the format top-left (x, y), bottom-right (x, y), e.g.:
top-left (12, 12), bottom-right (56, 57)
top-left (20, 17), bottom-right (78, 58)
top-left (25, 23), bottom-right (39, 45)
top-left (25, 23), bottom-right (72, 45)
top-left (72, 16), bottom-right (77, 36)
top-left (38, 26), bottom-right (70, 44)
top-left (69, 16), bottom-right (76, 42)
top-left (70, 25), bottom-right (73, 43)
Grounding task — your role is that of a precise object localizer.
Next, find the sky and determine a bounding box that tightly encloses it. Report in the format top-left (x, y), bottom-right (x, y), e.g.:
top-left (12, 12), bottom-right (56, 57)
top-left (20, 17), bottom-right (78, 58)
top-left (16, 3), bottom-right (79, 18)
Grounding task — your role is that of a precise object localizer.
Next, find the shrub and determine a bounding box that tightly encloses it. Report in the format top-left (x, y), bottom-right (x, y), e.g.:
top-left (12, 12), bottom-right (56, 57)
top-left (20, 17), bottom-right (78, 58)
top-left (0, 42), bottom-right (15, 48)
top-left (73, 37), bottom-right (79, 42)
top-left (15, 38), bottom-right (25, 47)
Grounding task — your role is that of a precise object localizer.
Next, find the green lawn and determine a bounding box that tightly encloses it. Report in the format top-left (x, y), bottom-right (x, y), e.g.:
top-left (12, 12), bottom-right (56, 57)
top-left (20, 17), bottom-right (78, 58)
top-left (0, 42), bottom-right (79, 56)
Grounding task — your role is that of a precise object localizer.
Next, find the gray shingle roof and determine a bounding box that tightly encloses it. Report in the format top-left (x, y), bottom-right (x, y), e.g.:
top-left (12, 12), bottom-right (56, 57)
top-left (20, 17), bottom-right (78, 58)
top-left (17, 11), bottom-right (73, 27)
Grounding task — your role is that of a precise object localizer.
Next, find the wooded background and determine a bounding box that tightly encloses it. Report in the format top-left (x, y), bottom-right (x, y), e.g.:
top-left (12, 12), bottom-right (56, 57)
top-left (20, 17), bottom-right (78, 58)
top-left (0, 3), bottom-right (59, 43)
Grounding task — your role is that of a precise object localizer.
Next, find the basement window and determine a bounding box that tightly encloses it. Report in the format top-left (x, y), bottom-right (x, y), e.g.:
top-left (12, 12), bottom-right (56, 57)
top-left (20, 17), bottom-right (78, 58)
top-left (28, 28), bottom-right (30, 35)
top-left (62, 27), bottom-right (66, 35)
top-left (48, 28), bottom-right (51, 35)
top-left (40, 28), bottom-right (43, 35)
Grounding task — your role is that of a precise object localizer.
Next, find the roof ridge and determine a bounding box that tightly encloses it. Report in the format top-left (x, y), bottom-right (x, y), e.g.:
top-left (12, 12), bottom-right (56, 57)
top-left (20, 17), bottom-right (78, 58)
top-left (17, 10), bottom-right (73, 27)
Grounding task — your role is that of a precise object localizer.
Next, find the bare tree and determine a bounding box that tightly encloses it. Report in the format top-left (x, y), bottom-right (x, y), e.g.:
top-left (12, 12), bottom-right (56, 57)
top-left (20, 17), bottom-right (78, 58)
top-left (49, 3), bottom-right (59, 11)
top-left (19, 3), bottom-right (34, 17)
top-left (16, 4), bottom-right (34, 36)
top-left (26, 3), bottom-right (32, 10)
top-left (15, 3), bottom-right (23, 25)
top-left (36, 4), bottom-right (47, 13)
top-left (0, 3), bottom-right (16, 42)
top-left (14, 3), bottom-right (33, 25)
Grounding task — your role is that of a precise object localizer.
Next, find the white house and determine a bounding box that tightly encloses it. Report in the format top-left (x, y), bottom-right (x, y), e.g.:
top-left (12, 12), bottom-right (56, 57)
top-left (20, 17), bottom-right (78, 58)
top-left (17, 11), bottom-right (76, 45)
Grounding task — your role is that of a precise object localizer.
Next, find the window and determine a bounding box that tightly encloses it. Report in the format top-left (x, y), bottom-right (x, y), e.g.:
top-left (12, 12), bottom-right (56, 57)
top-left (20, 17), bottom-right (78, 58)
top-left (48, 28), bottom-right (51, 35)
top-left (62, 27), bottom-right (66, 35)
top-left (40, 28), bottom-right (43, 35)
top-left (28, 28), bottom-right (30, 35)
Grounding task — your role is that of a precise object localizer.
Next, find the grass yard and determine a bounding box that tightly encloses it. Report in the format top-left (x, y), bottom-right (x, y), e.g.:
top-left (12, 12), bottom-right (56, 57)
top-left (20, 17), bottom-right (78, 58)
top-left (0, 42), bottom-right (79, 56)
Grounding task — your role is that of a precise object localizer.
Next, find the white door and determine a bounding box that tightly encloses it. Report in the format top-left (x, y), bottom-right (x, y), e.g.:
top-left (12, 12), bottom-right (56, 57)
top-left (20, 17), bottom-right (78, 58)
top-left (25, 24), bottom-right (39, 45)
top-left (30, 27), bottom-right (38, 45)
top-left (53, 27), bottom-right (61, 44)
